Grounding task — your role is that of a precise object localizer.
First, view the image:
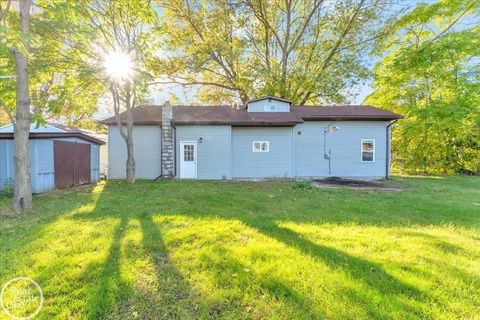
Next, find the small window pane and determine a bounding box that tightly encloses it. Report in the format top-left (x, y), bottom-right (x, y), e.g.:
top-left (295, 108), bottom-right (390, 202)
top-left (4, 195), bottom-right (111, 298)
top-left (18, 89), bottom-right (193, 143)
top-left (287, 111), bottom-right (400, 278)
top-left (253, 141), bottom-right (269, 152)
top-left (184, 145), bottom-right (194, 161)
top-left (361, 140), bottom-right (374, 162)
top-left (264, 105), bottom-right (276, 112)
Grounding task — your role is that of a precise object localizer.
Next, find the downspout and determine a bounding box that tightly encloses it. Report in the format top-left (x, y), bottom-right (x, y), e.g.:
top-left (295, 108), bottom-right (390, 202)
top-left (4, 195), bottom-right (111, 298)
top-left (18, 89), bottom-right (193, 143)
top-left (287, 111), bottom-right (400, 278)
top-left (385, 120), bottom-right (398, 179)
top-left (324, 121), bottom-right (335, 176)
top-left (291, 126), bottom-right (295, 179)
top-left (172, 123), bottom-right (176, 177)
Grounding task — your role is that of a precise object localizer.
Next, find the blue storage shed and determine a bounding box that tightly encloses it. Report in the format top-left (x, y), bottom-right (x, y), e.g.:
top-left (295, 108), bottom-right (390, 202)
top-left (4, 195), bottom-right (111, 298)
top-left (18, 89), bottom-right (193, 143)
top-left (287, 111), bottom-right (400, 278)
top-left (0, 123), bottom-right (105, 194)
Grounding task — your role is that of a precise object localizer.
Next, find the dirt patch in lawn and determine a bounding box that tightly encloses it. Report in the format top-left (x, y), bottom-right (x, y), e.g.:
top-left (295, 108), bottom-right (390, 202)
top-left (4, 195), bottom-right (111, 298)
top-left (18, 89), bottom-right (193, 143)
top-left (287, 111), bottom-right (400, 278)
top-left (312, 177), bottom-right (402, 190)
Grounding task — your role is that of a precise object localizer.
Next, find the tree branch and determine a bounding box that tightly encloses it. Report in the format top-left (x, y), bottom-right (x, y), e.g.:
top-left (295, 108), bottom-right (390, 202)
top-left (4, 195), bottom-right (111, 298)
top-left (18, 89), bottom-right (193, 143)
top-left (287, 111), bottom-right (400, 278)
top-left (148, 79), bottom-right (238, 91)
top-left (0, 0), bottom-right (12, 22)
top-left (0, 98), bottom-right (15, 125)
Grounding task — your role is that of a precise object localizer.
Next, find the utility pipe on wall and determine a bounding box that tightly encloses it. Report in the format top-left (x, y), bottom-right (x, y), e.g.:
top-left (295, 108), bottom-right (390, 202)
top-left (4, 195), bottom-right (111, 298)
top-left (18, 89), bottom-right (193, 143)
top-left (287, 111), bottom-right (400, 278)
top-left (324, 122), bottom-right (340, 176)
top-left (385, 120), bottom-right (398, 179)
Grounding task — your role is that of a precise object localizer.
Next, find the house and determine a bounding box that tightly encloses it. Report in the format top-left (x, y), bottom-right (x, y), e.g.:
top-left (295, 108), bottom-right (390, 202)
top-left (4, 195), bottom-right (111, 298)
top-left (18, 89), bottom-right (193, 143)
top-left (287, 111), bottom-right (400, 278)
top-left (0, 123), bottom-right (105, 193)
top-left (101, 96), bottom-right (402, 180)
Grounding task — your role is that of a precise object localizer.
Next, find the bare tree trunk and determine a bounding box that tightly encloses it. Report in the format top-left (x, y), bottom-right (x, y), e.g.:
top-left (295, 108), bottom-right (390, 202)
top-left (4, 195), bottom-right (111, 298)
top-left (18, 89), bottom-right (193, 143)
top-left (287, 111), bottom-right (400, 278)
top-left (125, 90), bottom-right (135, 183)
top-left (111, 85), bottom-right (135, 184)
top-left (12, 0), bottom-right (32, 210)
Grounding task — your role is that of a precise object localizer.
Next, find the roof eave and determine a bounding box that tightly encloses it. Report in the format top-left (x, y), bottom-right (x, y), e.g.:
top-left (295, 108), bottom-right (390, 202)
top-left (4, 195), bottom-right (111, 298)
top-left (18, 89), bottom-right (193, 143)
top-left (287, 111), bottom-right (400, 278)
top-left (173, 121), bottom-right (301, 127)
top-left (301, 115), bottom-right (403, 121)
top-left (101, 120), bottom-right (162, 125)
top-left (230, 122), bottom-right (300, 127)
top-left (0, 132), bottom-right (105, 145)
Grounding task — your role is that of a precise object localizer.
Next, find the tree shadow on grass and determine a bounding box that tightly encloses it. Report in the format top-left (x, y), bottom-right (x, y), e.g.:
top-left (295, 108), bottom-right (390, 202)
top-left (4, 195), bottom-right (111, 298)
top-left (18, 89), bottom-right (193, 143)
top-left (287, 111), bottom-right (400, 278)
top-left (0, 186), bottom-right (99, 280)
top-left (72, 181), bottom-right (432, 318)
top-left (199, 245), bottom-right (326, 319)
top-left (9, 179), bottom-right (476, 319)
top-left (69, 191), bottom-right (206, 319)
top-left (234, 218), bottom-right (429, 319)
top-left (136, 215), bottom-right (204, 319)
top-left (84, 215), bottom-right (132, 320)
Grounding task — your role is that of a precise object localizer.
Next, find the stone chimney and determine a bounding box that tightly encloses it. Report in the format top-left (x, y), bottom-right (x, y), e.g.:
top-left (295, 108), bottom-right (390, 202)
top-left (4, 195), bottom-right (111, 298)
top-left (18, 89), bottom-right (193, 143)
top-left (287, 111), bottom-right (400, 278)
top-left (161, 101), bottom-right (174, 177)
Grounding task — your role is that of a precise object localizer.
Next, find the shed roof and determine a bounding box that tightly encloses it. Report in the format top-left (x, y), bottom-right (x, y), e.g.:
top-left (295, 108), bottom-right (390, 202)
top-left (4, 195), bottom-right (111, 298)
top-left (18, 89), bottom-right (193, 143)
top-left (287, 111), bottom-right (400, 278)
top-left (0, 122), bottom-right (105, 145)
top-left (100, 104), bottom-right (402, 126)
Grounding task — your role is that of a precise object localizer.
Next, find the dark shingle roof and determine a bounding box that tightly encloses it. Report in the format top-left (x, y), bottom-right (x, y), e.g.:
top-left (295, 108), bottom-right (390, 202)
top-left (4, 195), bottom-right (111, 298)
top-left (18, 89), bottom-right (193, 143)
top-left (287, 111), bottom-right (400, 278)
top-left (292, 106), bottom-right (402, 120)
top-left (100, 105), bottom-right (402, 126)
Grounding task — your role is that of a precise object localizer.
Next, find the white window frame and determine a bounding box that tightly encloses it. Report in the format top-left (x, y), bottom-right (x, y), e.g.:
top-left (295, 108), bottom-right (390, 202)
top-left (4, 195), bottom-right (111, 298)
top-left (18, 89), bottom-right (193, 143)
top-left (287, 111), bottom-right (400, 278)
top-left (252, 141), bottom-right (270, 152)
top-left (264, 104), bottom-right (277, 112)
top-left (361, 139), bottom-right (375, 162)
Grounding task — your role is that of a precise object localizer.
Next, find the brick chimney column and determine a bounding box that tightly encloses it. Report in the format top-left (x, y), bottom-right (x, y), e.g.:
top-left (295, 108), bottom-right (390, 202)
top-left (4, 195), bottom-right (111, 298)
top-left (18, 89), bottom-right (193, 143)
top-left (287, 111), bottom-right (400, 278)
top-left (161, 102), bottom-right (174, 177)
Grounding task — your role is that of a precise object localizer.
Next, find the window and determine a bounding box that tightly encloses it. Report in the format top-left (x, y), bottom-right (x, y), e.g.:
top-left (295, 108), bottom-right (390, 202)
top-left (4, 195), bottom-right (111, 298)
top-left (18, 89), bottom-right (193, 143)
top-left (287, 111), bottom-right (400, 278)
top-left (253, 141), bottom-right (269, 152)
top-left (361, 139), bottom-right (375, 162)
top-left (264, 104), bottom-right (277, 112)
top-left (183, 144), bottom-right (194, 161)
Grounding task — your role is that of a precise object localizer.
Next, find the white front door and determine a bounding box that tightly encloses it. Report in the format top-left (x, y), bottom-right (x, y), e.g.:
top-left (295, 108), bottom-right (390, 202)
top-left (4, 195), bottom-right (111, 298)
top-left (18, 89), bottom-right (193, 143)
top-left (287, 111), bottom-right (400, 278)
top-left (180, 141), bottom-right (197, 179)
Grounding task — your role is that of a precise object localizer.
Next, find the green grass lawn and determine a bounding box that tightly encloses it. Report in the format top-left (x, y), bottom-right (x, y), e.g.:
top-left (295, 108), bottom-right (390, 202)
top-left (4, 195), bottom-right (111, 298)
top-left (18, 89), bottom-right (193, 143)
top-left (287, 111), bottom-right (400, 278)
top-left (1, 176), bottom-right (479, 319)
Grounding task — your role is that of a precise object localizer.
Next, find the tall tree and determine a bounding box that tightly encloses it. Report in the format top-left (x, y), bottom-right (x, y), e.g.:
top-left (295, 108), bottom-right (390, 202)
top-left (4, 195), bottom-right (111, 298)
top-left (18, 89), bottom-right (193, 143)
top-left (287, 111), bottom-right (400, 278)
top-left (39, 0), bottom-right (158, 183)
top-left (12, 0), bottom-right (33, 209)
top-left (1, 0), bottom-right (107, 209)
top-left (0, 0), bottom-right (34, 209)
top-left (0, 3), bottom-right (104, 129)
top-left (368, 0), bottom-right (480, 174)
top-left (154, 0), bottom-right (390, 105)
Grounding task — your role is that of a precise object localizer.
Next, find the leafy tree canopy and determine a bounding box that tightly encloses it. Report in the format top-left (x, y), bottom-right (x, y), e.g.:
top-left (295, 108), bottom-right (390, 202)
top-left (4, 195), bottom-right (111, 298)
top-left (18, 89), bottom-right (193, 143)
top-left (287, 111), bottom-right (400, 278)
top-left (368, 0), bottom-right (480, 174)
top-left (0, 0), bottom-right (105, 128)
top-left (153, 0), bottom-right (393, 105)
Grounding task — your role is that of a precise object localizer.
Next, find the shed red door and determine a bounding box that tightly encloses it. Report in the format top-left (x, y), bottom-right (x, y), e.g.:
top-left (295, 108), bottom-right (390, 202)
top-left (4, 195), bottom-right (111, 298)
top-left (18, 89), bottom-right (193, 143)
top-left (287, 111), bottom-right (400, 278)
top-left (54, 141), bottom-right (91, 189)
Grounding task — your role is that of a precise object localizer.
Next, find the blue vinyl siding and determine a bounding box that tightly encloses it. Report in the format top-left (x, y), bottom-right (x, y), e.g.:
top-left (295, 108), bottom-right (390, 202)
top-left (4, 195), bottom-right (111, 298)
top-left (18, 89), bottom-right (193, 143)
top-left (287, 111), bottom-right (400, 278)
top-left (100, 120), bottom-right (392, 181)
top-left (293, 122), bottom-right (326, 177)
top-left (232, 127), bottom-right (294, 178)
top-left (176, 126), bottom-right (232, 179)
top-left (247, 100), bottom-right (290, 112)
top-left (108, 126), bottom-right (162, 179)
top-left (91, 144), bottom-right (100, 182)
top-left (294, 121), bottom-right (388, 179)
top-left (0, 140), bottom-right (14, 191)
top-left (31, 140), bottom-right (55, 193)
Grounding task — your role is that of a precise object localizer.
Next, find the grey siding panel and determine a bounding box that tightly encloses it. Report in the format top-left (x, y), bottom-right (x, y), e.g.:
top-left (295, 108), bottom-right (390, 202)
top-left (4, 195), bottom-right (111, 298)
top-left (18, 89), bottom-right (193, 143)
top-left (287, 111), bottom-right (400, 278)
top-left (293, 122), bottom-right (327, 177)
top-left (108, 126), bottom-right (162, 179)
top-left (31, 140), bottom-right (55, 193)
top-left (0, 140), bottom-right (14, 192)
top-left (175, 126), bottom-right (231, 179)
top-left (294, 121), bottom-right (388, 178)
top-left (232, 127), bottom-right (293, 178)
top-left (0, 140), bottom-right (55, 193)
top-left (91, 144), bottom-right (100, 182)
top-left (247, 100), bottom-right (290, 112)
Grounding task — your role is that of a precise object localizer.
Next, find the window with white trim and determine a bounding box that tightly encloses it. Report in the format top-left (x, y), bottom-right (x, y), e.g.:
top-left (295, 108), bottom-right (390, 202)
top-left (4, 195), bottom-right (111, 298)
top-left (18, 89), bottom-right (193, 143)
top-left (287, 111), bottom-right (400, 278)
top-left (253, 141), bottom-right (269, 152)
top-left (264, 104), bottom-right (277, 112)
top-left (361, 139), bottom-right (375, 162)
